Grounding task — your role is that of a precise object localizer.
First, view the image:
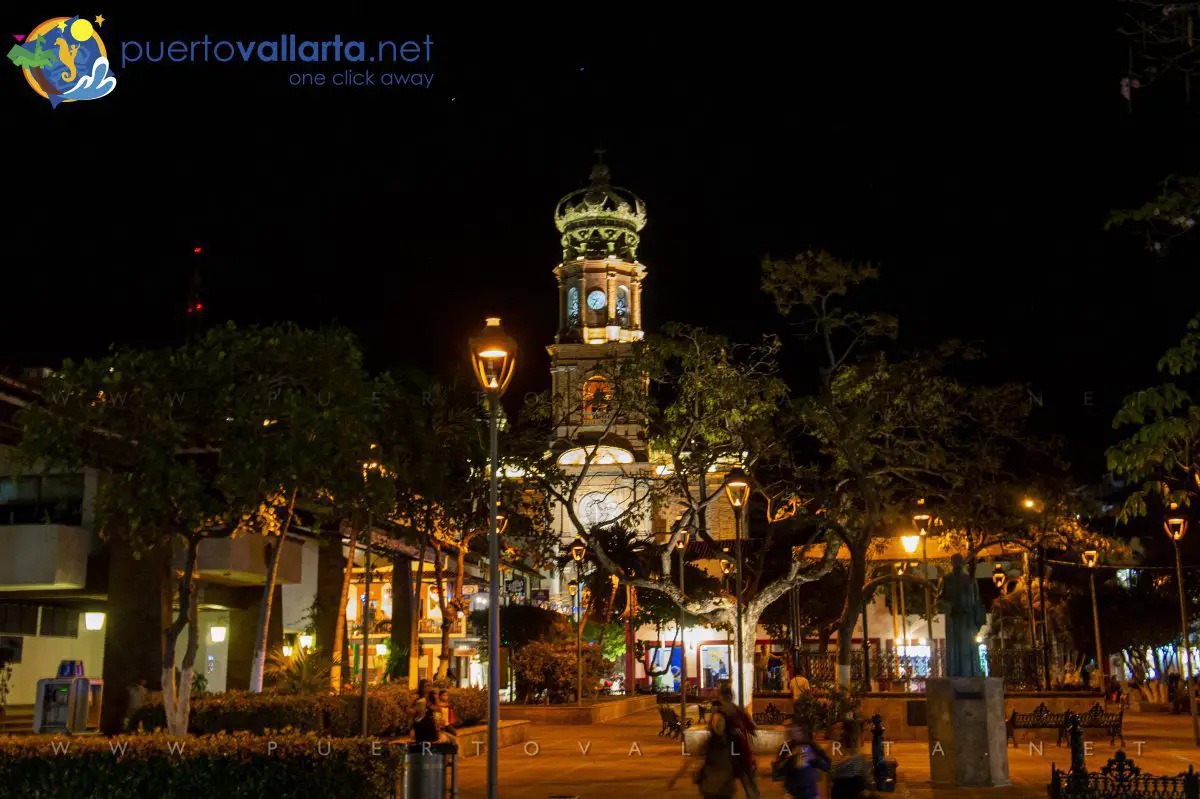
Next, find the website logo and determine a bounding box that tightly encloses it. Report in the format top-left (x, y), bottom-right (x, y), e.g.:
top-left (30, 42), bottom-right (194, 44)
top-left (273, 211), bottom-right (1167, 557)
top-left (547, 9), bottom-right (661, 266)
top-left (8, 15), bottom-right (115, 108)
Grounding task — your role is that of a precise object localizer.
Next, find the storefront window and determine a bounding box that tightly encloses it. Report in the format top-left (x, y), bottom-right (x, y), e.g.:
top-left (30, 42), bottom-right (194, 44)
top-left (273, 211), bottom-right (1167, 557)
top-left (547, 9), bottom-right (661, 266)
top-left (699, 645), bottom-right (732, 688)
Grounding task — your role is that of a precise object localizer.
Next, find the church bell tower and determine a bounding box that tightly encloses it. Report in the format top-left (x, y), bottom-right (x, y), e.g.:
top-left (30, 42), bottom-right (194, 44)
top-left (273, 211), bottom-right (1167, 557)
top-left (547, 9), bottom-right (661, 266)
top-left (545, 156), bottom-right (653, 560)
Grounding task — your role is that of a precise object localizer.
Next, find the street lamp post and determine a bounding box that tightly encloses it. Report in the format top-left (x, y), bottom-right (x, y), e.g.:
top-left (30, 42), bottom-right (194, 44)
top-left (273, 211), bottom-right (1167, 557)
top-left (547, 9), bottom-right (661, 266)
top-left (1165, 515), bottom-right (1200, 747)
top-left (913, 503), bottom-right (934, 657)
top-left (1081, 550), bottom-right (1105, 685)
top-left (469, 317), bottom-right (517, 799)
top-left (723, 467), bottom-right (751, 707)
top-left (360, 513), bottom-right (372, 736)
top-left (570, 537), bottom-right (587, 706)
top-left (1023, 497), bottom-right (1053, 690)
top-left (676, 525), bottom-right (691, 725)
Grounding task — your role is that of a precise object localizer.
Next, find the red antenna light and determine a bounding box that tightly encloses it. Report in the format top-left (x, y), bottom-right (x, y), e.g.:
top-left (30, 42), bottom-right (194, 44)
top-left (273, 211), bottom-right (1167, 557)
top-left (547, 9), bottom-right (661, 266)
top-left (193, 247), bottom-right (203, 254)
top-left (195, 303), bottom-right (204, 311)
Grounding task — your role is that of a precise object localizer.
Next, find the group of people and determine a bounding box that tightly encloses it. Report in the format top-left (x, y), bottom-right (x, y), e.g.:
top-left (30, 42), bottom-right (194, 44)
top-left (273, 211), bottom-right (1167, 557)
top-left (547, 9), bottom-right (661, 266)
top-left (670, 682), bottom-right (871, 799)
top-left (410, 679), bottom-right (457, 746)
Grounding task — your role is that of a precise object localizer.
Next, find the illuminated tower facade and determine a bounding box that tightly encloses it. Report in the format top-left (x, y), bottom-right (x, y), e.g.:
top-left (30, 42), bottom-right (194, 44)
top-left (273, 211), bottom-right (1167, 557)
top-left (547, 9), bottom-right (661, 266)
top-left (546, 158), bottom-right (653, 576)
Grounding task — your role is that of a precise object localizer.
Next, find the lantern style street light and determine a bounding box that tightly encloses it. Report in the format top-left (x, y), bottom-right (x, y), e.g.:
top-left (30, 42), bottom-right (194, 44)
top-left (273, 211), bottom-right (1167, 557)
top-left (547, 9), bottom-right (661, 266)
top-left (723, 467), bottom-right (751, 706)
top-left (569, 537), bottom-right (587, 705)
top-left (1163, 514), bottom-right (1200, 746)
top-left (913, 501), bottom-right (934, 645)
top-left (900, 535), bottom-right (920, 555)
top-left (1081, 550), bottom-right (1105, 686)
top-left (992, 564), bottom-right (1006, 590)
top-left (468, 316), bottom-right (517, 799)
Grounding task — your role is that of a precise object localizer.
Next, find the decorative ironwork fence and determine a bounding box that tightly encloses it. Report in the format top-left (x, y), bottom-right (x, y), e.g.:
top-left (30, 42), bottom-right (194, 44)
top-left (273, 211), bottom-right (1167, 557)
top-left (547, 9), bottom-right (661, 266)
top-left (1047, 713), bottom-right (1198, 799)
top-left (986, 648), bottom-right (1041, 690)
top-left (1048, 751), bottom-right (1198, 799)
top-left (797, 647), bottom-right (1041, 692)
top-left (796, 651), bottom-right (865, 688)
top-left (870, 651), bottom-right (946, 692)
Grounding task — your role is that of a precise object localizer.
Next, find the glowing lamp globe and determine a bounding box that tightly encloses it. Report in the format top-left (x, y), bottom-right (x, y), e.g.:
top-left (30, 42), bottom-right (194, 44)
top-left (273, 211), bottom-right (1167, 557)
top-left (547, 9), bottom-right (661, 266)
top-left (469, 317), bottom-right (517, 395)
top-left (901, 535), bottom-right (920, 555)
top-left (209, 626), bottom-right (227, 644)
top-left (991, 565), bottom-right (1006, 589)
top-left (298, 633), bottom-right (314, 650)
top-left (1165, 517), bottom-right (1189, 541)
top-left (1082, 550), bottom-right (1098, 568)
top-left (83, 612), bottom-right (105, 631)
top-left (570, 537), bottom-right (587, 562)
top-left (723, 467), bottom-right (751, 509)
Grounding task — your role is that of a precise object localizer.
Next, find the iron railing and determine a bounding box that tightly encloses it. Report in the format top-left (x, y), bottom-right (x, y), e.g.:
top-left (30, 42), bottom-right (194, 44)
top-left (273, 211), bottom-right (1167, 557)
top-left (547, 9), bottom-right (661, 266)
top-left (1048, 714), bottom-right (1197, 799)
top-left (795, 647), bottom-right (1041, 692)
top-left (417, 617), bottom-right (466, 637)
top-left (986, 647), bottom-right (1042, 690)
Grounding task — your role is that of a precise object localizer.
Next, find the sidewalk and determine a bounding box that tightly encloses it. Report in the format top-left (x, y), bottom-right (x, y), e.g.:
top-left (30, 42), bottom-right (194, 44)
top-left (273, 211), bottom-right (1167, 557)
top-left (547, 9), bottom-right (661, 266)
top-left (455, 707), bottom-right (1200, 799)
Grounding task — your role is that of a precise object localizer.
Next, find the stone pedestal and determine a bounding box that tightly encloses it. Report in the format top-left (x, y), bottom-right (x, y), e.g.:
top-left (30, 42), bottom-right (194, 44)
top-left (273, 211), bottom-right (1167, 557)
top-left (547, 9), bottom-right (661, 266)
top-left (926, 677), bottom-right (1010, 787)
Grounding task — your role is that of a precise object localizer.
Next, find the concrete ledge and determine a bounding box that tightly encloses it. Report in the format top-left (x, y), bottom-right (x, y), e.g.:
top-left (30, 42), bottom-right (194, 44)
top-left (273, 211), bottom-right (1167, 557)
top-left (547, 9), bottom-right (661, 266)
top-left (684, 726), bottom-right (789, 756)
top-left (452, 720), bottom-right (531, 757)
top-left (498, 695), bottom-right (658, 725)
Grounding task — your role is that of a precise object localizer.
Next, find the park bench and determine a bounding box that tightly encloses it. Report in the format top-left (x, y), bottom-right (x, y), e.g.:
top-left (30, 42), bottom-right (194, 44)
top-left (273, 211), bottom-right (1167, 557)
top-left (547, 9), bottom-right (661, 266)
top-left (751, 702), bottom-right (787, 726)
top-left (1070, 703), bottom-right (1125, 746)
top-left (657, 706), bottom-right (692, 739)
top-left (1006, 702), bottom-right (1124, 748)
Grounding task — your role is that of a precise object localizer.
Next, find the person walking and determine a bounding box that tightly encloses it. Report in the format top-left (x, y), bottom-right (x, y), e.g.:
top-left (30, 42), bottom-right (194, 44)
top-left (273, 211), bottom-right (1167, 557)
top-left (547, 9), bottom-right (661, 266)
top-left (715, 682), bottom-right (760, 799)
top-left (669, 707), bottom-right (737, 799)
top-left (772, 722), bottom-right (830, 799)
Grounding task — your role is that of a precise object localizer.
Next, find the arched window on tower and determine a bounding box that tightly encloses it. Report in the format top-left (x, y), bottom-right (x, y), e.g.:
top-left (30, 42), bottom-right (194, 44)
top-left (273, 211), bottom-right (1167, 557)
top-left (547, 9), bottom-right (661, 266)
top-left (615, 285), bottom-right (630, 327)
top-left (582, 376), bottom-right (613, 424)
top-left (567, 287), bottom-right (580, 328)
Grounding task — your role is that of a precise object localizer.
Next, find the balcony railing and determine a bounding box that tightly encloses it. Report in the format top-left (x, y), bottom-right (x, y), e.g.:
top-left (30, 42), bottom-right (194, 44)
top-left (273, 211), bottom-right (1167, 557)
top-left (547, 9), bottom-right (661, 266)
top-left (417, 617), bottom-right (467, 637)
top-left (579, 410), bottom-right (615, 427)
top-left (790, 646), bottom-right (1041, 692)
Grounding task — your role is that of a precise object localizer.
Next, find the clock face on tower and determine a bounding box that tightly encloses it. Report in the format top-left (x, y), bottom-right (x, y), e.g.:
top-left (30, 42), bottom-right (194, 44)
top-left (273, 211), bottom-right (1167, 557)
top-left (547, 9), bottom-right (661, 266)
top-left (586, 289), bottom-right (607, 310)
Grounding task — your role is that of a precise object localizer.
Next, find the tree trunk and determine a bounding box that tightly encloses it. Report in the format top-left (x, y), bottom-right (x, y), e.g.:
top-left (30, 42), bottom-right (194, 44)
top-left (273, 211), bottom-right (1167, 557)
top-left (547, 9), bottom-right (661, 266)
top-left (248, 490), bottom-right (298, 693)
top-left (330, 521), bottom-right (357, 691)
top-left (731, 614), bottom-right (761, 710)
top-left (389, 553), bottom-right (413, 682)
top-left (836, 544), bottom-right (867, 688)
top-left (410, 533), bottom-right (428, 686)
top-left (433, 545), bottom-right (451, 680)
top-left (162, 534), bottom-right (201, 736)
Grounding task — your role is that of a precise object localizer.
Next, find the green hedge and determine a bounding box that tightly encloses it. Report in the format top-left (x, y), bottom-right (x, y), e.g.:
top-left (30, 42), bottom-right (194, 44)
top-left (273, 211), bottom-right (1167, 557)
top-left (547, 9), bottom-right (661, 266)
top-left (0, 733), bottom-right (402, 799)
top-left (130, 686), bottom-right (487, 736)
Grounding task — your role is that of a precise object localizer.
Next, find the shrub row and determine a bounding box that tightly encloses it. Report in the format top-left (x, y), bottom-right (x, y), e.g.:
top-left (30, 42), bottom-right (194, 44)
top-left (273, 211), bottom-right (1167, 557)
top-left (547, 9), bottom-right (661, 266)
top-left (0, 732), bottom-right (402, 799)
top-left (130, 685), bottom-right (487, 736)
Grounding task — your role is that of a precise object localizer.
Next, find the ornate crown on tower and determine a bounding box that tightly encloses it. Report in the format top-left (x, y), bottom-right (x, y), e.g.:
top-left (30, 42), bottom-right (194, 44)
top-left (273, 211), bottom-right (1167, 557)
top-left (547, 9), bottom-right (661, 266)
top-left (554, 156), bottom-right (647, 262)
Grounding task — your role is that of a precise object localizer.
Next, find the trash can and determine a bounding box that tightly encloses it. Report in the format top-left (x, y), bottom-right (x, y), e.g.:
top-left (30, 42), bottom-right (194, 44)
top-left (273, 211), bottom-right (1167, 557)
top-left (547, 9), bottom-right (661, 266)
top-left (403, 742), bottom-right (458, 799)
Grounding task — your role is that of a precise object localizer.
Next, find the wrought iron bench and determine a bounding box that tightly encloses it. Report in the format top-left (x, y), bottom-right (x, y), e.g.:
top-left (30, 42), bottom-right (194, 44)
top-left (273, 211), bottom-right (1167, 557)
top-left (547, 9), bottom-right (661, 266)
top-left (1008, 702), bottom-right (1124, 748)
top-left (751, 702), bottom-right (786, 726)
top-left (1067, 703), bottom-right (1125, 746)
top-left (658, 706), bottom-right (692, 739)
top-left (1007, 702), bottom-right (1068, 747)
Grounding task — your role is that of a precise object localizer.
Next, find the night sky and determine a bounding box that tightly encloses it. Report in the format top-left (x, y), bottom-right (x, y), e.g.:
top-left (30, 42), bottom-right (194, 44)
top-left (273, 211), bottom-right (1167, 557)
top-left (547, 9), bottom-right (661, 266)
top-left (2, 6), bottom-right (1196, 477)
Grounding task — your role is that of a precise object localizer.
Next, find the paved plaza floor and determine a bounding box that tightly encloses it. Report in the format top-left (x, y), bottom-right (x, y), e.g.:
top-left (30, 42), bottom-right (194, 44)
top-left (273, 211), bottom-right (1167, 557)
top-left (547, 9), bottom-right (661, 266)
top-left (456, 707), bottom-right (1200, 799)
